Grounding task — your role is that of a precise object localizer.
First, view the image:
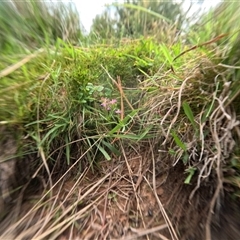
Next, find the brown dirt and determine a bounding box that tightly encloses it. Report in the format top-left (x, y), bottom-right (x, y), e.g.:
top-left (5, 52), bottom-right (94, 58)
top-left (53, 150), bottom-right (171, 239)
top-left (0, 143), bottom-right (240, 240)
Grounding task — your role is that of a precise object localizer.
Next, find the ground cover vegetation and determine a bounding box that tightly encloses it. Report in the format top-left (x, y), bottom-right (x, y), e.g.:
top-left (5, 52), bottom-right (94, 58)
top-left (0, 0), bottom-right (240, 239)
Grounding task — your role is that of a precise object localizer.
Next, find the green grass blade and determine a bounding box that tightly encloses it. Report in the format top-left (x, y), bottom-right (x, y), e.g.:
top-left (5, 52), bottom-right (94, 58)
top-left (109, 110), bottom-right (138, 135)
top-left (98, 145), bottom-right (111, 161)
top-left (171, 131), bottom-right (187, 151)
top-left (201, 81), bottom-right (219, 123)
top-left (160, 44), bottom-right (173, 65)
top-left (101, 140), bottom-right (121, 156)
top-left (65, 135), bottom-right (70, 165)
top-left (184, 167), bottom-right (197, 184)
top-left (182, 101), bottom-right (197, 132)
top-left (112, 3), bottom-right (172, 23)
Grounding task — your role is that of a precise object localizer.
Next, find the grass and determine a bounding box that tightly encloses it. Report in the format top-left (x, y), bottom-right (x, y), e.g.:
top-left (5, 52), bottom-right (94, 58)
top-left (0, 0), bottom-right (240, 239)
top-left (0, 0), bottom-right (82, 53)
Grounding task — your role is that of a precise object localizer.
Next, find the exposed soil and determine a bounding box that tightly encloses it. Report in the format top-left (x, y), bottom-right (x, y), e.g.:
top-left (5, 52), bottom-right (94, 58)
top-left (0, 138), bottom-right (240, 239)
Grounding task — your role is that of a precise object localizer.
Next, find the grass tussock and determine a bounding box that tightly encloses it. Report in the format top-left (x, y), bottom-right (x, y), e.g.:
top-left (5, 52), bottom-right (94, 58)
top-left (0, 1), bottom-right (240, 240)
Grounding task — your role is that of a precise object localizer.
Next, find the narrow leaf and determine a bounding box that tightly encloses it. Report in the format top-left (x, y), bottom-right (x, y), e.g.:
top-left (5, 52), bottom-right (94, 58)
top-left (182, 102), bottom-right (197, 130)
top-left (184, 167), bottom-right (196, 184)
top-left (171, 131), bottom-right (187, 151)
top-left (102, 140), bottom-right (121, 156)
top-left (65, 135), bottom-right (70, 165)
top-left (98, 145), bottom-right (111, 161)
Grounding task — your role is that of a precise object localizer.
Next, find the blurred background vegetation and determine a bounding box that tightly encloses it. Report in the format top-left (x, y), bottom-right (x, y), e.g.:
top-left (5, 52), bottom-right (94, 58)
top-left (0, 0), bottom-right (230, 51)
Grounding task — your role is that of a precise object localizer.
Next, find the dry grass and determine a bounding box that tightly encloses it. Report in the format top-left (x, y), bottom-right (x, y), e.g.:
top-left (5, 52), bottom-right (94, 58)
top-left (0, 142), bottom-right (174, 239)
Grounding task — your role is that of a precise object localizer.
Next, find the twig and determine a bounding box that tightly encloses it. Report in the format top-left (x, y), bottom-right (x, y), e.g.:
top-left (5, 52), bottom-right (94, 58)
top-left (162, 75), bottom-right (192, 145)
top-left (117, 75), bottom-right (124, 121)
top-left (100, 65), bottom-right (136, 115)
top-left (121, 225), bottom-right (168, 240)
top-left (173, 34), bottom-right (228, 62)
top-left (150, 144), bottom-right (179, 240)
top-left (0, 49), bottom-right (44, 78)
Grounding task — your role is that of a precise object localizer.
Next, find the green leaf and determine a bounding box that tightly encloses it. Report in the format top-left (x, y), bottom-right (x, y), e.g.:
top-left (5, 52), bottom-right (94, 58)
top-left (95, 85), bottom-right (104, 92)
top-left (101, 140), bottom-right (120, 156)
top-left (160, 44), bottom-right (173, 65)
top-left (201, 81), bottom-right (219, 123)
top-left (182, 102), bottom-right (197, 131)
top-left (171, 131), bottom-right (187, 151)
top-left (65, 135), bottom-right (70, 165)
top-left (183, 153), bottom-right (189, 165)
top-left (184, 167), bottom-right (196, 184)
top-left (137, 126), bottom-right (152, 141)
top-left (109, 110), bottom-right (138, 135)
top-left (39, 124), bottom-right (63, 146)
top-left (169, 149), bottom-right (176, 155)
top-left (98, 145), bottom-right (111, 161)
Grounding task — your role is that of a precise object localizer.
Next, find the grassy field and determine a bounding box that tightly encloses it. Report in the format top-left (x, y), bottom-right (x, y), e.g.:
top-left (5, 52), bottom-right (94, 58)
top-left (0, 1), bottom-right (240, 239)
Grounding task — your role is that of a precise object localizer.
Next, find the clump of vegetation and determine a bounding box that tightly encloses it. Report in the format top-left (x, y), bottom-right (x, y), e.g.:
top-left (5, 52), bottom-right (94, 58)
top-left (0, 0), bottom-right (240, 240)
top-left (0, 0), bottom-right (82, 53)
top-left (90, 0), bottom-right (183, 42)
